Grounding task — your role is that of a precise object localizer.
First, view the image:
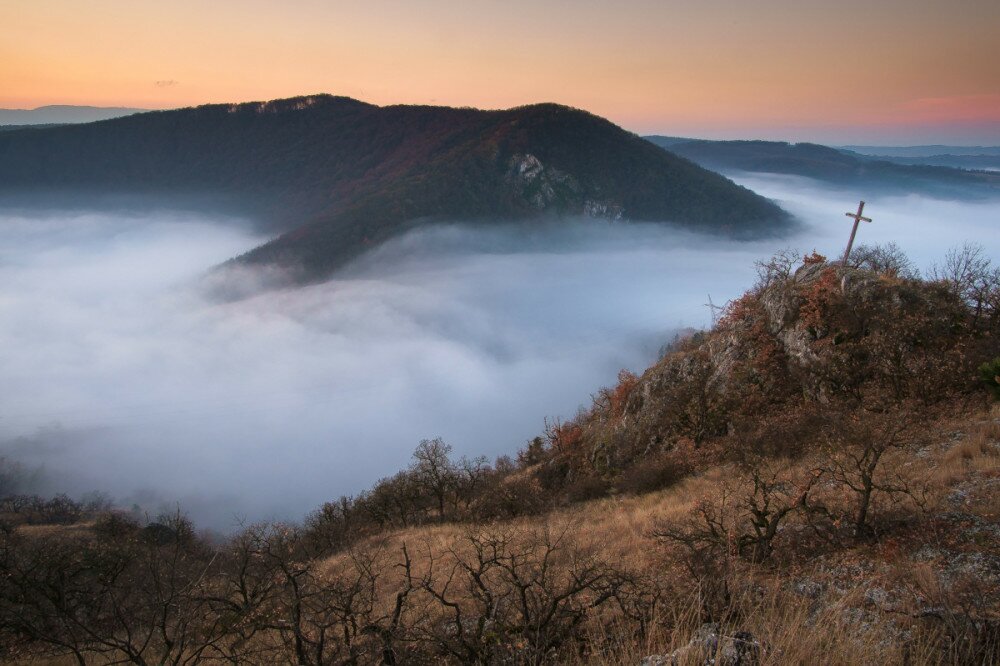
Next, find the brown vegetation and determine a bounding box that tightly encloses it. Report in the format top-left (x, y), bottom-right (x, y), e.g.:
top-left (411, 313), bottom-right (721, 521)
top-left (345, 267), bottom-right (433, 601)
top-left (2, 246), bottom-right (1000, 664)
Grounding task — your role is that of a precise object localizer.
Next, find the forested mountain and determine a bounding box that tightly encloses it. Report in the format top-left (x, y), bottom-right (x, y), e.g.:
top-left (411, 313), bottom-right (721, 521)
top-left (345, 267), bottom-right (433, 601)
top-left (646, 135), bottom-right (1000, 198)
top-left (0, 95), bottom-right (788, 282)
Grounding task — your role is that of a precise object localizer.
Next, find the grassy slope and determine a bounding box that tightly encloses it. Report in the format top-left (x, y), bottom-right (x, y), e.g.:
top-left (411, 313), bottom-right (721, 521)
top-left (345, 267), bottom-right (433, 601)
top-left (317, 410), bottom-right (1000, 665)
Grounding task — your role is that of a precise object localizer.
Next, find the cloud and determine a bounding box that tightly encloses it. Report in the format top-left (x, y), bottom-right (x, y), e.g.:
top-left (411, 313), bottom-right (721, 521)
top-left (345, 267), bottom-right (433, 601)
top-left (0, 184), bottom-right (998, 528)
top-left (154, 80), bottom-right (179, 88)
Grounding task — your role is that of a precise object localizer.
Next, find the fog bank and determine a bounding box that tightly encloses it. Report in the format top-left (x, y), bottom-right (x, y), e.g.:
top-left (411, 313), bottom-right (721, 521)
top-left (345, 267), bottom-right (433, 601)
top-left (1, 181), bottom-right (997, 527)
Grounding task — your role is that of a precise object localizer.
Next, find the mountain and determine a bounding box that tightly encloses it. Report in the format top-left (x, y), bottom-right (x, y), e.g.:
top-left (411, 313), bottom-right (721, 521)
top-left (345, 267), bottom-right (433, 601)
top-left (841, 144), bottom-right (1000, 158)
top-left (0, 95), bottom-right (789, 283)
top-left (0, 105), bottom-right (146, 125)
top-left (840, 145), bottom-right (1000, 172)
top-left (646, 136), bottom-right (1000, 197)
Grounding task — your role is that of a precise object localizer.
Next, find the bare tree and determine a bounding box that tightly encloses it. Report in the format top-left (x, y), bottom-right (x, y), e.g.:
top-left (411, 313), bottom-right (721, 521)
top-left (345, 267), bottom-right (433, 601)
top-left (417, 524), bottom-right (622, 664)
top-left (0, 513), bottom-right (230, 665)
top-left (930, 242), bottom-right (1000, 330)
top-left (654, 459), bottom-right (821, 566)
top-left (817, 408), bottom-right (926, 539)
top-left (411, 438), bottom-right (458, 522)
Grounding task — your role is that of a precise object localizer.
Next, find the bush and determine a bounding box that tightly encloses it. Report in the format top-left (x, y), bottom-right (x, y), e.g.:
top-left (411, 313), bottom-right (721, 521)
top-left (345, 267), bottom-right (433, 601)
top-left (980, 357), bottom-right (1000, 400)
top-left (617, 454), bottom-right (689, 495)
top-left (565, 475), bottom-right (612, 503)
top-left (467, 475), bottom-right (546, 520)
top-left (93, 512), bottom-right (140, 540)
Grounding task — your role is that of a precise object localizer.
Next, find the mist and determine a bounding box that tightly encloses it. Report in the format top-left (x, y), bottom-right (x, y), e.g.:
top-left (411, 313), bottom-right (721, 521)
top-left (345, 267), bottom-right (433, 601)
top-left (2, 181), bottom-right (998, 528)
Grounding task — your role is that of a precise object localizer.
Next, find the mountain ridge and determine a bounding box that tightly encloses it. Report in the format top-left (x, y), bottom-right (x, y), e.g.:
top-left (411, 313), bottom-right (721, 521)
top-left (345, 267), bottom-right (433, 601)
top-left (646, 135), bottom-right (1000, 197)
top-left (0, 95), bottom-right (790, 283)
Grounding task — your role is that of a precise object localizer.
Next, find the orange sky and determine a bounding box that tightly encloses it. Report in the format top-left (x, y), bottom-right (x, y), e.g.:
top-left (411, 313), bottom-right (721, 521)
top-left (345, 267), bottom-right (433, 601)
top-left (2, 0), bottom-right (998, 143)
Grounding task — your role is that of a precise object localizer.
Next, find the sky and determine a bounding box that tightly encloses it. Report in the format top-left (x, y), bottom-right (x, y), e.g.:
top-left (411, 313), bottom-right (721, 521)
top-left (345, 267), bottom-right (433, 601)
top-left (2, 0), bottom-right (998, 144)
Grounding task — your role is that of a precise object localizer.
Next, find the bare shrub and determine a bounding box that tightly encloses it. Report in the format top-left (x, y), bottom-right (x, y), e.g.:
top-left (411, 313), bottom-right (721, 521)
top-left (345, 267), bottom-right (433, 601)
top-left (753, 248), bottom-right (801, 292)
top-left (653, 460), bottom-right (819, 567)
top-left (850, 242), bottom-right (917, 278)
top-left (816, 407), bottom-right (929, 539)
top-left (930, 242), bottom-right (1000, 331)
top-left (416, 524), bottom-right (625, 663)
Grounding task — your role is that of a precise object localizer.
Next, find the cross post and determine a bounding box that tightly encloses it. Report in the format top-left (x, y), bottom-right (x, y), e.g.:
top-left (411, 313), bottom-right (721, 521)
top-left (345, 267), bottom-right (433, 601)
top-left (842, 200), bottom-right (872, 265)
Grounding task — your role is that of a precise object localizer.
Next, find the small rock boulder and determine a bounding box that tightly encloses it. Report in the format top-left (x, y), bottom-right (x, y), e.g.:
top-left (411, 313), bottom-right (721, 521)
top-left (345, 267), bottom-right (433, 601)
top-left (639, 623), bottom-right (761, 666)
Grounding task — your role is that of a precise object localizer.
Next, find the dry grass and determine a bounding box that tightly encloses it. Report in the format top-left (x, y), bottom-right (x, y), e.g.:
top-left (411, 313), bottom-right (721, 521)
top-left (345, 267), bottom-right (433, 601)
top-left (11, 409), bottom-right (1000, 665)
top-left (936, 420), bottom-right (1000, 478)
top-left (318, 466), bottom-right (732, 581)
top-left (14, 520), bottom-right (95, 539)
top-left (307, 407), bottom-right (1000, 664)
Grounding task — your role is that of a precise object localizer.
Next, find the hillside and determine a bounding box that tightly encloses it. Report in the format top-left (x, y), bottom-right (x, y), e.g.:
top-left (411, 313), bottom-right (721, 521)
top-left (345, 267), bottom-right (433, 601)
top-left (645, 136), bottom-right (1000, 198)
top-left (2, 245), bottom-right (999, 664)
top-left (0, 96), bottom-right (789, 282)
top-left (844, 152), bottom-right (1000, 172)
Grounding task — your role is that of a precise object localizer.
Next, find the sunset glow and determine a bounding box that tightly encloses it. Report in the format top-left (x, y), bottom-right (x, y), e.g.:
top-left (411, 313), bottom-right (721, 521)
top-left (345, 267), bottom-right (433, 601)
top-left (2, 1), bottom-right (998, 141)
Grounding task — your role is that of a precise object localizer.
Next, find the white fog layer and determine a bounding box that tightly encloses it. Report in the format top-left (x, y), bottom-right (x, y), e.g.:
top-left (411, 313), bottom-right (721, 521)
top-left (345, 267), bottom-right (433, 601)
top-left (2, 178), bottom-right (998, 527)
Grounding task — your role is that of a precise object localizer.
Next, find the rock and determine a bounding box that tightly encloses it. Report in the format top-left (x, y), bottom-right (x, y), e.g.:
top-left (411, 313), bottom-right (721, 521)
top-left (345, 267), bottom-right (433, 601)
top-left (640, 623), bottom-right (761, 666)
top-left (864, 586), bottom-right (891, 608)
top-left (794, 578), bottom-right (823, 599)
top-left (505, 153), bottom-right (582, 210)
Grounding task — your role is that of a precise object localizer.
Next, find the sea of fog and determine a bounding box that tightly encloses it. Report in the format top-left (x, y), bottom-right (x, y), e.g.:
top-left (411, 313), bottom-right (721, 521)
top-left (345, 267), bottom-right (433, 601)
top-left (1, 176), bottom-right (998, 528)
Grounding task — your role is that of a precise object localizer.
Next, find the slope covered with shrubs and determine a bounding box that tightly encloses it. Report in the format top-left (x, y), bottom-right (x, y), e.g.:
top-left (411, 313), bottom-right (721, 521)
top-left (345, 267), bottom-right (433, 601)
top-left (2, 244), bottom-right (999, 664)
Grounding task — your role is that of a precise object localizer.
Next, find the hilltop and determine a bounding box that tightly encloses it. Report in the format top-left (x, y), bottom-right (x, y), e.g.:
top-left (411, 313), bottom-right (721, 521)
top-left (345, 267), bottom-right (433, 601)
top-left (0, 95), bottom-right (789, 283)
top-left (2, 244), bottom-right (999, 664)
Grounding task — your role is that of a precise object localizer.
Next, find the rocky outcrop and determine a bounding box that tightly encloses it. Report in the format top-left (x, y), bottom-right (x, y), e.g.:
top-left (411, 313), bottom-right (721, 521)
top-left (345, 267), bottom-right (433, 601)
top-left (640, 623), bottom-right (762, 665)
top-left (604, 259), bottom-right (969, 458)
top-left (506, 153), bottom-right (581, 210)
top-left (506, 153), bottom-right (624, 220)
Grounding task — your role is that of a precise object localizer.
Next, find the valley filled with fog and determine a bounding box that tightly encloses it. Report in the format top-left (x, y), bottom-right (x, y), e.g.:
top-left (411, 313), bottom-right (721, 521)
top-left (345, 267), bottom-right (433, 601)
top-left (2, 178), bottom-right (998, 528)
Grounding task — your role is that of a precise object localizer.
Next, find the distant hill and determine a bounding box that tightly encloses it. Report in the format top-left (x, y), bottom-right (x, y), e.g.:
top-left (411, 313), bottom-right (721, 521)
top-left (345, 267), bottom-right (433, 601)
top-left (855, 154), bottom-right (1000, 172)
top-left (0, 95), bottom-right (789, 283)
top-left (0, 124), bottom-right (67, 132)
top-left (645, 136), bottom-right (1000, 197)
top-left (841, 144), bottom-right (1000, 158)
top-left (0, 105), bottom-right (146, 125)
top-left (839, 145), bottom-right (1000, 172)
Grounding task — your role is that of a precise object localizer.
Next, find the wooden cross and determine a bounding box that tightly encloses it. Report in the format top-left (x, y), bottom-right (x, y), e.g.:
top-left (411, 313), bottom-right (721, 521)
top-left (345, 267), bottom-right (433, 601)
top-left (842, 200), bottom-right (872, 264)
